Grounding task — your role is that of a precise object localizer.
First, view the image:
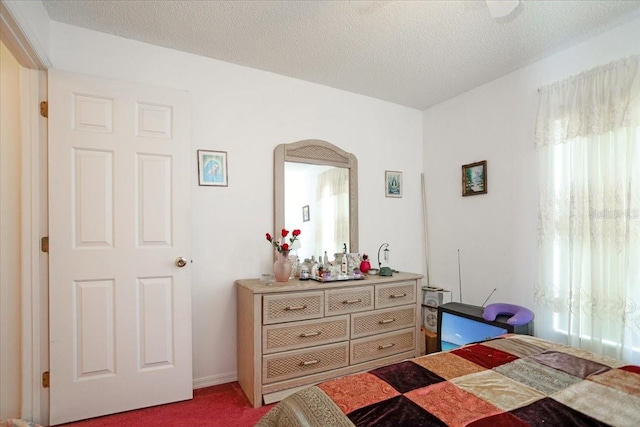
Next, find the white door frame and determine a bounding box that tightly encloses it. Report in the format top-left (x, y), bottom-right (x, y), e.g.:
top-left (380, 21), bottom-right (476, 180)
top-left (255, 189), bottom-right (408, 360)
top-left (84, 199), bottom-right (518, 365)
top-left (1, 1), bottom-right (50, 424)
top-left (19, 66), bottom-right (49, 426)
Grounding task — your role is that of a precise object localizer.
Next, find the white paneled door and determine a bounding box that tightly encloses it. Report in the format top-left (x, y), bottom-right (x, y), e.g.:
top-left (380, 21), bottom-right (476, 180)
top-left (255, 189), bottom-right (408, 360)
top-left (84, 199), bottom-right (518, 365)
top-left (48, 70), bottom-right (192, 425)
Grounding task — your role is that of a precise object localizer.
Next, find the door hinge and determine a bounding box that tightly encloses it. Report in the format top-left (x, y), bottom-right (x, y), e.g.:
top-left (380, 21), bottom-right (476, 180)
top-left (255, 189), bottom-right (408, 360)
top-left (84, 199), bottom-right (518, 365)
top-left (41, 236), bottom-right (49, 253)
top-left (42, 371), bottom-right (50, 388)
top-left (40, 101), bottom-right (48, 118)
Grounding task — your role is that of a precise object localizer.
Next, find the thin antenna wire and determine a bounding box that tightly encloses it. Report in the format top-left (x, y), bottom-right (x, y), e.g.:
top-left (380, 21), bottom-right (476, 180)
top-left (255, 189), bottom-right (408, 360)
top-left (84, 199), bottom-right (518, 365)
top-left (457, 249), bottom-right (462, 303)
top-left (482, 288), bottom-right (497, 307)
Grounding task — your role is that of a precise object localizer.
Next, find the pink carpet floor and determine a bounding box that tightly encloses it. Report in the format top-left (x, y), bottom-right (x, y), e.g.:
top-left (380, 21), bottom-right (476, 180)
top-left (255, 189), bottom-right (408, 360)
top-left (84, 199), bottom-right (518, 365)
top-left (58, 382), bottom-right (274, 427)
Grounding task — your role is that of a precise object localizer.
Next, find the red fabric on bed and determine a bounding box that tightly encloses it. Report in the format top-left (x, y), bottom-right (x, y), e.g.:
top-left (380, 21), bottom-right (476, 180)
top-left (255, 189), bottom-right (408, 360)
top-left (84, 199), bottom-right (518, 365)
top-left (451, 343), bottom-right (519, 369)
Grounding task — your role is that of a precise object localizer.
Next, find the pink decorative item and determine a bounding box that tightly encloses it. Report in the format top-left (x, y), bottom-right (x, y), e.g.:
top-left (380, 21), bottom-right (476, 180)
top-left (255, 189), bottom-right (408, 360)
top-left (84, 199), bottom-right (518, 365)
top-left (359, 254), bottom-right (371, 274)
top-left (273, 251), bottom-right (292, 282)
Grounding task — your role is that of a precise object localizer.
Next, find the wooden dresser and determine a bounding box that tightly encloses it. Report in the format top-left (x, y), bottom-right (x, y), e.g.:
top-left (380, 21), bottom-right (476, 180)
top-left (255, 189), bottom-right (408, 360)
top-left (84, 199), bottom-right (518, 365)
top-left (236, 272), bottom-right (423, 407)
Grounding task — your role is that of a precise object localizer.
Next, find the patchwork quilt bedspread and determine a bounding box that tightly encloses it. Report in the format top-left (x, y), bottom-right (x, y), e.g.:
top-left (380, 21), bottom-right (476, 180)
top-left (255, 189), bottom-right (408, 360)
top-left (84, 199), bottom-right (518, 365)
top-left (256, 334), bottom-right (640, 427)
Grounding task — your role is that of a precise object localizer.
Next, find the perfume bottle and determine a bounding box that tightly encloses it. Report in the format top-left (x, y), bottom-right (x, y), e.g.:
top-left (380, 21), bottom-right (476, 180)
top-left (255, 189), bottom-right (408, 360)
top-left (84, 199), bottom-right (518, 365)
top-left (340, 244), bottom-right (348, 275)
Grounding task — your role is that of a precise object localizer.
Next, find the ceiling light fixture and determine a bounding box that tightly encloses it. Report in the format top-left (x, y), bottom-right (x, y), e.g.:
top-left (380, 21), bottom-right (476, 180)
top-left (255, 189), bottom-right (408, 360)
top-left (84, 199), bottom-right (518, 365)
top-left (485, 0), bottom-right (520, 19)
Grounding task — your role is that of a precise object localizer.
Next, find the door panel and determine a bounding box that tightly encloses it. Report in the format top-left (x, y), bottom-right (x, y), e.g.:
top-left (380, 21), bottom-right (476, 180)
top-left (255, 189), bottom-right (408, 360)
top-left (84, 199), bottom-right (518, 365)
top-left (73, 148), bottom-right (114, 247)
top-left (48, 70), bottom-right (192, 425)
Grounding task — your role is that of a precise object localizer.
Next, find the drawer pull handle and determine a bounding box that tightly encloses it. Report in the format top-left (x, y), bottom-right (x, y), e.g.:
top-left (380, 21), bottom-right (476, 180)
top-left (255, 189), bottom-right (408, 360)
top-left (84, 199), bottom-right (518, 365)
top-left (390, 293), bottom-right (407, 299)
top-left (285, 305), bottom-right (307, 311)
top-left (378, 343), bottom-right (395, 350)
top-left (300, 359), bottom-right (320, 366)
top-left (343, 299), bottom-right (362, 304)
top-left (300, 331), bottom-right (322, 338)
top-left (379, 318), bottom-right (396, 324)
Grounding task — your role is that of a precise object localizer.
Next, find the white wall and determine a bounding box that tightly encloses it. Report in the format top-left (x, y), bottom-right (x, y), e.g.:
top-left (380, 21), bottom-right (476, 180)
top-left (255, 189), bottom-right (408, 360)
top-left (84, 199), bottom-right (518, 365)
top-left (1, 0), bottom-right (52, 67)
top-left (0, 40), bottom-right (22, 420)
top-left (48, 22), bottom-right (425, 386)
top-left (422, 18), bottom-right (640, 318)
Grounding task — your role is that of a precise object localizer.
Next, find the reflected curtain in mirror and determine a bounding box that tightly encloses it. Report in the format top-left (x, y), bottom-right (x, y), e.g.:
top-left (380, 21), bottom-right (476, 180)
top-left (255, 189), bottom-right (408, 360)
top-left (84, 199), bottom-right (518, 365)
top-left (315, 167), bottom-right (349, 257)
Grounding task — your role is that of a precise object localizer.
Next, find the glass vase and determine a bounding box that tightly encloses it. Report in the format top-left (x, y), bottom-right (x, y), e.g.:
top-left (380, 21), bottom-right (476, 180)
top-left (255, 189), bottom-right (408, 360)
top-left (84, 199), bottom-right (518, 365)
top-left (273, 251), bottom-right (292, 282)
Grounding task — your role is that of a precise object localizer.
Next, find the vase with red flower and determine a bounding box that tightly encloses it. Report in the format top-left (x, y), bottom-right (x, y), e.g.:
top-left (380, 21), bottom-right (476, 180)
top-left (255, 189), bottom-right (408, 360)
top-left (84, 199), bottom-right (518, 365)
top-left (266, 228), bottom-right (301, 283)
top-left (273, 251), bottom-right (292, 282)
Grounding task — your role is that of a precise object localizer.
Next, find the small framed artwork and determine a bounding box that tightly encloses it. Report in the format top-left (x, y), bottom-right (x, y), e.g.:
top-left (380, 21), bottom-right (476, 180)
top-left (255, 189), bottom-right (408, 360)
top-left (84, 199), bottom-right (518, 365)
top-left (302, 205), bottom-right (310, 222)
top-left (462, 160), bottom-right (487, 196)
top-left (385, 170), bottom-right (402, 198)
top-left (198, 150), bottom-right (228, 187)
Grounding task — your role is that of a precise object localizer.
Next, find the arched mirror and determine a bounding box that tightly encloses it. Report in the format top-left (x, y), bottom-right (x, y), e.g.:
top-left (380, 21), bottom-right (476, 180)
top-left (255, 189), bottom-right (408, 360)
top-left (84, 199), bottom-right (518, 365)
top-left (274, 140), bottom-right (358, 262)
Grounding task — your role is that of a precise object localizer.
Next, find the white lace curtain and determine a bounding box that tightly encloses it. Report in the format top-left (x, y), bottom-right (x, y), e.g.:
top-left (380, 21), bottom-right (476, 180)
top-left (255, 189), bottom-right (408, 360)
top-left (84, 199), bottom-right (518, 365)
top-left (535, 55), bottom-right (640, 364)
top-left (314, 168), bottom-right (349, 258)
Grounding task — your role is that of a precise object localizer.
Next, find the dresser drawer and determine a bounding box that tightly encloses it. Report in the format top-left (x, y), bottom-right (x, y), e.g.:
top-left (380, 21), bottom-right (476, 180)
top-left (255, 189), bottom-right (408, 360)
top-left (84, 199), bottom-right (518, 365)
top-left (325, 286), bottom-right (374, 316)
top-left (351, 306), bottom-right (416, 339)
top-left (263, 291), bottom-right (324, 325)
top-left (263, 315), bottom-right (350, 354)
top-left (262, 342), bottom-right (349, 384)
top-left (375, 281), bottom-right (416, 309)
top-left (350, 328), bottom-right (415, 364)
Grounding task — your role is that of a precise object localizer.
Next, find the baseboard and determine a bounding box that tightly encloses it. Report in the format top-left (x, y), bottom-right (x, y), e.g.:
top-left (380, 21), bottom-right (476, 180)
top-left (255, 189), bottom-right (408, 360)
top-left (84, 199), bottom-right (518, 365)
top-left (193, 371), bottom-right (238, 389)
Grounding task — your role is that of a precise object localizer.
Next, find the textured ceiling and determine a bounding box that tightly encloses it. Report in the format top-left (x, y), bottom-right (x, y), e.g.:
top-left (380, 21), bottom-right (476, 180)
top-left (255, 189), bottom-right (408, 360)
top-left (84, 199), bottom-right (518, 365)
top-left (41, 0), bottom-right (640, 110)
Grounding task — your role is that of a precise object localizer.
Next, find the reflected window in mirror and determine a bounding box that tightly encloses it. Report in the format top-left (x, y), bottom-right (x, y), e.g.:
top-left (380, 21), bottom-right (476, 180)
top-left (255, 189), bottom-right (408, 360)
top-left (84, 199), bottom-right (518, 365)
top-left (285, 164), bottom-right (349, 261)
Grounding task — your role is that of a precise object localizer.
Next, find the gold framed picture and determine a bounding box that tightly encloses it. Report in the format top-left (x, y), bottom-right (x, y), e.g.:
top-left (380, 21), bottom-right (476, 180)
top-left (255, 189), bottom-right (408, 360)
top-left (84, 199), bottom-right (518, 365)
top-left (462, 160), bottom-right (487, 196)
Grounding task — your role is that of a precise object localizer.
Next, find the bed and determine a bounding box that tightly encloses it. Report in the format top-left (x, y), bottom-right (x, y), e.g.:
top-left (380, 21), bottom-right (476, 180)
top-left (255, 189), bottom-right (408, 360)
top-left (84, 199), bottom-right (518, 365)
top-left (256, 334), bottom-right (640, 426)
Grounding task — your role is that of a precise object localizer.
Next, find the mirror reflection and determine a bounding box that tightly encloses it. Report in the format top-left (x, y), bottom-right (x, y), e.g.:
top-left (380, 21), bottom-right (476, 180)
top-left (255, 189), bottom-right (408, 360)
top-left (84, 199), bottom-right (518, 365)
top-left (274, 139), bottom-right (358, 266)
top-left (285, 163), bottom-right (349, 261)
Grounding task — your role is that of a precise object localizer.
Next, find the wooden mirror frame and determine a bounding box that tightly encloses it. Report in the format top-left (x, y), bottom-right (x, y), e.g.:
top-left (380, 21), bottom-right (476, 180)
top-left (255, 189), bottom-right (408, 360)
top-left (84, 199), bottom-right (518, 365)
top-left (274, 139), bottom-right (358, 255)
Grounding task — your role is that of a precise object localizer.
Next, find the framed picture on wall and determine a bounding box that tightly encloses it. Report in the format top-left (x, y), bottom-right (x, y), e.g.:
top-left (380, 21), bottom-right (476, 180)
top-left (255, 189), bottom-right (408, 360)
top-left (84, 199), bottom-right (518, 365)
top-left (198, 150), bottom-right (228, 187)
top-left (302, 205), bottom-right (310, 222)
top-left (462, 160), bottom-right (487, 196)
top-left (385, 170), bottom-right (402, 198)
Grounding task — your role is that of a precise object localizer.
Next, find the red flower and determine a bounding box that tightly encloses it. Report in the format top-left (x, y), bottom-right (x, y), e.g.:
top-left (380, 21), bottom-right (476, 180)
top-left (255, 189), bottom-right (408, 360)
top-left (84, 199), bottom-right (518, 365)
top-left (266, 228), bottom-right (301, 253)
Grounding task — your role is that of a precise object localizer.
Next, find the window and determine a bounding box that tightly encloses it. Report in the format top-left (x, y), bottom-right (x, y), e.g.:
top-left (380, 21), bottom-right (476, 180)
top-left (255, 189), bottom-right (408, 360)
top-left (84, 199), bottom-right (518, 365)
top-left (535, 55), bottom-right (640, 363)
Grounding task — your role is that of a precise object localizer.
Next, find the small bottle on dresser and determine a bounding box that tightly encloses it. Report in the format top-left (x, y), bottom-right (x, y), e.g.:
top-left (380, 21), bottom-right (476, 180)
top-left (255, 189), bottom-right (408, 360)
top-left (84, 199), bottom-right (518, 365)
top-left (299, 262), bottom-right (310, 280)
top-left (340, 244), bottom-right (348, 275)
